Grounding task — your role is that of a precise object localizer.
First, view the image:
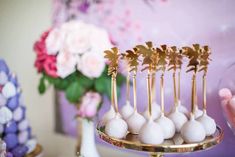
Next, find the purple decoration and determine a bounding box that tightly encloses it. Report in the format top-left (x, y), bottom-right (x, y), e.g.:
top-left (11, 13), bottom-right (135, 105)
top-left (18, 130), bottom-right (29, 144)
top-left (3, 133), bottom-right (18, 150)
top-left (0, 59), bottom-right (9, 74)
top-left (8, 74), bottom-right (18, 87)
top-left (12, 145), bottom-right (28, 157)
top-left (6, 152), bottom-right (13, 157)
top-left (7, 95), bottom-right (19, 111)
top-left (18, 119), bottom-right (29, 131)
top-left (4, 121), bottom-right (17, 133)
top-left (13, 106), bottom-right (25, 122)
top-left (78, 1), bottom-right (90, 13)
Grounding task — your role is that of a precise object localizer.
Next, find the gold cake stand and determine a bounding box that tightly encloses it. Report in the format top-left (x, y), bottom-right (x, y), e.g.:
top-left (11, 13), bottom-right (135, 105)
top-left (97, 126), bottom-right (223, 157)
top-left (25, 144), bottom-right (43, 157)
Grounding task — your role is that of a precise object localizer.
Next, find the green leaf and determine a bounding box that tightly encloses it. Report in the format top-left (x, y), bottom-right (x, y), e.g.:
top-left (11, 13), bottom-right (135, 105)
top-left (77, 74), bottom-right (93, 89)
top-left (65, 81), bottom-right (85, 103)
top-left (53, 78), bottom-right (69, 90)
top-left (116, 74), bottom-right (126, 86)
top-left (38, 76), bottom-right (46, 94)
top-left (94, 76), bottom-right (111, 98)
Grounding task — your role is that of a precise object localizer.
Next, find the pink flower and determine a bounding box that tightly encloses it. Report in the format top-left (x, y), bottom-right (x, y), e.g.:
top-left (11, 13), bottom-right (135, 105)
top-left (78, 52), bottom-right (105, 78)
top-left (77, 91), bottom-right (102, 118)
top-left (33, 30), bottom-right (58, 78)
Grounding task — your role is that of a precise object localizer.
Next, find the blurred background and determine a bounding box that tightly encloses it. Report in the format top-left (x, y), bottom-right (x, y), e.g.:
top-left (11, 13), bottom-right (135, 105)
top-left (1, 0), bottom-right (235, 156)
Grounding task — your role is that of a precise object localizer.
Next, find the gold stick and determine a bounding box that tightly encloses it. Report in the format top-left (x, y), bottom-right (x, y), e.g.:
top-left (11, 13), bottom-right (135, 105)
top-left (191, 73), bottom-right (196, 116)
top-left (126, 71), bottom-right (130, 102)
top-left (147, 70), bottom-right (152, 118)
top-left (195, 78), bottom-right (198, 106)
top-left (178, 70), bottom-right (181, 101)
top-left (151, 73), bottom-right (156, 103)
top-left (112, 74), bottom-right (119, 113)
top-left (111, 75), bottom-right (115, 109)
top-left (203, 74), bottom-right (207, 113)
top-left (173, 72), bottom-right (178, 108)
top-left (160, 74), bottom-right (165, 115)
top-left (133, 71), bottom-right (137, 112)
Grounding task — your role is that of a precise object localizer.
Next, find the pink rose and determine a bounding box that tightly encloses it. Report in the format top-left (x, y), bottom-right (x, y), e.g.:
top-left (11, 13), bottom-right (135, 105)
top-left (45, 28), bottom-right (64, 55)
top-left (33, 30), bottom-right (58, 78)
top-left (56, 49), bottom-right (78, 78)
top-left (78, 52), bottom-right (105, 78)
top-left (77, 91), bottom-right (102, 118)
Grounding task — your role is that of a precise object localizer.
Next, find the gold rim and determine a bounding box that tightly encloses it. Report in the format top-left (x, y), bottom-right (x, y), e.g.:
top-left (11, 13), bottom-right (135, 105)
top-left (96, 126), bottom-right (223, 153)
top-left (25, 144), bottom-right (43, 157)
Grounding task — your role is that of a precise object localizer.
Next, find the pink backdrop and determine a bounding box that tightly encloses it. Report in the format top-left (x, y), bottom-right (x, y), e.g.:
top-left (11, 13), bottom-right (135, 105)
top-left (52, 0), bottom-right (235, 156)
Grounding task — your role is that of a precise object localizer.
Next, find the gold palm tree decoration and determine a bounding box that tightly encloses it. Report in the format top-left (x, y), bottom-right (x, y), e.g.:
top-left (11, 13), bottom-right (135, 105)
top-left (199, 45), bottom-right (212, 113)
top-left (136, 41), bottom-right (155, 118)
top-left (168, 46), bottom-right (183, 109)
top-left (104, 47), bottom-right (120, 113)
top-left (157, 45), bottom-right (168, 114)
top-left (182, 44), bottom-right (201, 116)
top-left (125, 48), bottom-right (140, 112)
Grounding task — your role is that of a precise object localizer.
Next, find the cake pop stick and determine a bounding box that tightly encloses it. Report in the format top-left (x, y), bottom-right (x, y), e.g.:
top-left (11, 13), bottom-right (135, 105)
top-left (137, 42), bottom-right (164, 144)
top-left (167, 46), bottom-right (187, 132)
top-left (104, 47), bottom-right (128, 139)
top-left (155, 45), bottom-right (175, 139)
top-left (196, 45), bottom-right (216, 136)
top-left (125, 48), bottom-right (145, 134)
top-left (181, 44), bottom-right (206, 143)
top-left (120, 54), bottom-right (135, 119)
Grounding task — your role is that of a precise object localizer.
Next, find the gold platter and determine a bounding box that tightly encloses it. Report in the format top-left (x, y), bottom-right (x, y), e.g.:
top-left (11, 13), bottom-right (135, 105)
top-left (25, 144), bottom-right (43, 157)
top-left (97, 126), bottom-right (223, 157)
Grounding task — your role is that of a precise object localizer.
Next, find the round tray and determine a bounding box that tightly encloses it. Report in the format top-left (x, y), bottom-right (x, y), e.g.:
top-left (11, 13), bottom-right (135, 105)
top-left (25, 144), bottom-right (43, 157)
top-left (97, 125), bottom-right (223, 157)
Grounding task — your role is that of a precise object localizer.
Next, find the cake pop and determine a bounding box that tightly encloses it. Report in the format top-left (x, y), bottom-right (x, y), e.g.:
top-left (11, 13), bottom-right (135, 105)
top-left (2, 82), bottom-right (16, 99)
top-left (125, 49), bottom-right (145, 134)
top-left (137, 42), bottom-right (164, 144)
top-left (100, 105), bottom-right (115, 126)
top-left (196, 46), bottom-right (216, 136)
top-left (167, 47), bottom-right (187, 132)
top-left (0, 72), bottom-right (8, 85)
top-left (181, 44), bottom-right (206, 143)
top-left (120, 70), bottom-right (134, 120)
top-left (142, 74), bottom-right (161, 120)
top-left (155, 46), bottom-right (175, 139)
top-left (104, 47), bottom-right (128, 139)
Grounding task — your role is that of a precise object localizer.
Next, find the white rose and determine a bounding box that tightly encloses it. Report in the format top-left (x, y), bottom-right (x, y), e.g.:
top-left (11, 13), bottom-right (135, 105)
top-left (78, 52), bottom-right (105, 78)
top-left (46, 28), bottom-right (64, 55)
top-left (90, 26), bottom-right (112, 54)
top-left (56, 50), bottom-right (78, 78)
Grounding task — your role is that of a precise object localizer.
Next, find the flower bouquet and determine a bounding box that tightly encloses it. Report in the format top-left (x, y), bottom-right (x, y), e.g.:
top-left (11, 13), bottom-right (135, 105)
top-left (33, 20), bottom-right (125, 157)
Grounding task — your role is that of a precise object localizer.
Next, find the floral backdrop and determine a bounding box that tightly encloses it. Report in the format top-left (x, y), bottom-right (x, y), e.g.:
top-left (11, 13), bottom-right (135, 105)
top-left (52, 0), bottom-right (235, 156)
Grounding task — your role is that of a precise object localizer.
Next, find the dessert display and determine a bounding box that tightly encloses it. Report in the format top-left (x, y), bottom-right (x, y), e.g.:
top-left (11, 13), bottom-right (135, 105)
top-left (97, 42), bottom-right (223, 157)
top-left (0, 59), bottom-right (42, 157)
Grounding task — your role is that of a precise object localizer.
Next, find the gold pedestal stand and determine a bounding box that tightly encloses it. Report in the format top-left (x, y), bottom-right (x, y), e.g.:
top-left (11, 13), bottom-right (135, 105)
top-left (97, 126), bottom-right (223, 157)
top-left (25, 144), bottom-right (43, 157)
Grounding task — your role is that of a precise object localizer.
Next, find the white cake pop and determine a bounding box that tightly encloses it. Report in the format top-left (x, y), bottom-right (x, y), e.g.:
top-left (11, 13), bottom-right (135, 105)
top-left (181, 114), bottom-right (206, 143)
top-left (139, 117), bottom-right (164, 145)
top-left (0, 94), bottom-right (7, 107)
top-left (172, 133), bottom-right (184, 145)
top-left (177, 100), bottom-right (188, 115)
top-left (100, 105), bottom-right (115, 126)
top-left (120, 101), bottom-right (134, 120)
top-left (156, 114), bottom-right (175, 139)
top-left (126, 111), bottom-right (146, 134)
top-left (142, 102), bottom-right (161, 120)
top-left (105, 113), bottom-right (128, 139)
top-left (194, 105), bottom-right (203, 119)
top-left (168, 108), bottom-right (187, 132)
top-left (0, 106), bottom-right (13, 124)
top-left (196, 112), bottom-right (216, 136)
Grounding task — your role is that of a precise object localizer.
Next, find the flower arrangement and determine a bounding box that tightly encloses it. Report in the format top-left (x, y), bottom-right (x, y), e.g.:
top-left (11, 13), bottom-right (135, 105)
top-left (33, 20), bottom-right (125, 119)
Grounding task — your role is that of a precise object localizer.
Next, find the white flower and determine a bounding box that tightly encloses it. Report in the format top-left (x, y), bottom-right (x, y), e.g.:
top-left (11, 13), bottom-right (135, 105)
top-left (78, 52), bottom-right (105, 78)
top-left (56, 49), bottom-right (77, 78)
top-left (46, 28), bottom-right (64, 55)
top-left (0, 72), bottom-right (8, 85)
top-left (90, 26), bottom-right (112, 54)
top-left (62, 21), bottom-right (92, 54)
top-left (0, 106), bottom-right (13, 124)
top-left (2, 82), bottom-right (16, 98)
